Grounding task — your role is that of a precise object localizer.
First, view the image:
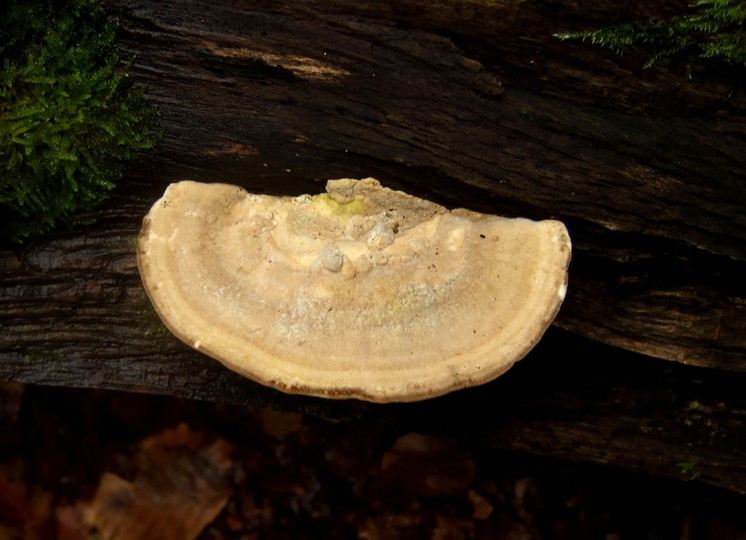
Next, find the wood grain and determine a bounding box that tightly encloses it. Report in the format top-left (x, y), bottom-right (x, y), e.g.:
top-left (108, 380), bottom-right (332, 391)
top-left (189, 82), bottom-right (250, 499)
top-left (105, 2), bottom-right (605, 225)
top-left (109, 0), bottom-right (746, 368)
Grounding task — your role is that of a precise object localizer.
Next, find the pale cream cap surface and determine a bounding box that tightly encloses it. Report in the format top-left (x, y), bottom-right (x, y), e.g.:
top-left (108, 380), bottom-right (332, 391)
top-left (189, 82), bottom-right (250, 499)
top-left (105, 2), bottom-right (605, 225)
top-left (137, 179), bottom-right (571, 402)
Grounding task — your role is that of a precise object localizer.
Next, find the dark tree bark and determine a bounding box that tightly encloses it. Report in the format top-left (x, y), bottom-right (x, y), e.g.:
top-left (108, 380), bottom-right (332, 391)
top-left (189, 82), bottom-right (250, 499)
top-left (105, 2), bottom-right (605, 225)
top-left (1, 0), bottom-right (745, 492)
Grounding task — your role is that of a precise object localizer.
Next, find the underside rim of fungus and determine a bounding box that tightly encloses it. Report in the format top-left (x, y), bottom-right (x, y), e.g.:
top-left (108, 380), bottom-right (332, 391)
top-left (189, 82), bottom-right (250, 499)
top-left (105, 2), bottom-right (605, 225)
top-left (137, 178), bottom-right (571, 403)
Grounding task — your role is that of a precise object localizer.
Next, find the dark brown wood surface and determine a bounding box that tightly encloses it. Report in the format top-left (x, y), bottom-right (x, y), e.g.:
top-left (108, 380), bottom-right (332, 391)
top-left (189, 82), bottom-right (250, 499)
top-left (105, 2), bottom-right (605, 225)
top-left (111, 0), bottom-right (745, 369)
top-left (1, 0), bottom-right (745, 492)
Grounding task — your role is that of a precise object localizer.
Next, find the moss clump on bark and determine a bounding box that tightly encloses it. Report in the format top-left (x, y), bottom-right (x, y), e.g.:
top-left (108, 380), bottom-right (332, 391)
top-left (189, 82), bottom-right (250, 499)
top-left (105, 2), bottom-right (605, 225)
top-left (1, 0), bottom-right (160, 244)
top-left (555, 0), bottom-right (746, 77)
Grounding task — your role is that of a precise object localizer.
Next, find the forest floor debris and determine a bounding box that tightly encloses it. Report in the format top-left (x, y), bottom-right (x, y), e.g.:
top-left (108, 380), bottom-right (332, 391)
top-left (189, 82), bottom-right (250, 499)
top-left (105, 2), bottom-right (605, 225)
top-left (1, 382), bottom-right (745, 540)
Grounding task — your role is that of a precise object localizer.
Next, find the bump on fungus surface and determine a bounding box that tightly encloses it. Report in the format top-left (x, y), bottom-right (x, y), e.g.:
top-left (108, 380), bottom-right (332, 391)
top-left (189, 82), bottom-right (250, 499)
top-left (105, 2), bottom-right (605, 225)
top-left (137, 178), bottom-right (571, 403)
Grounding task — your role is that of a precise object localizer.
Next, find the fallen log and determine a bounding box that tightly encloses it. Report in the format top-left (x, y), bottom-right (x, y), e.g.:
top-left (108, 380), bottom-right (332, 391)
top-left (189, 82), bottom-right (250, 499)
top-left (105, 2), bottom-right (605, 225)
top-left (1, 0), bottom-right (745, 492)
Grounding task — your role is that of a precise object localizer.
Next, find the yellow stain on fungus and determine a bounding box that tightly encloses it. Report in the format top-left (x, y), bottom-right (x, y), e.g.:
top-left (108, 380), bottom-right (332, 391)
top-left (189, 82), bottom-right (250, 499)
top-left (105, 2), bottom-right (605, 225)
top-left (311, 194), bottom-right (365, 221)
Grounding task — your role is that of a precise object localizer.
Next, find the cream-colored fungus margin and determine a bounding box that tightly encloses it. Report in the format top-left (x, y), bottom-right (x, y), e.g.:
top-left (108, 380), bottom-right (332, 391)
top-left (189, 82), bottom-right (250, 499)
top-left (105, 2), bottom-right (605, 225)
top-left (137, 178), bottom-right (571, 403)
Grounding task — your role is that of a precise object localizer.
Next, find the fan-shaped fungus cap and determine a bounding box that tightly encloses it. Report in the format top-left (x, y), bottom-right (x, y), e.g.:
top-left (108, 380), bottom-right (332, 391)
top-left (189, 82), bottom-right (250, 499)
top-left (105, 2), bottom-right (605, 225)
top-left (137, 179), bottom-right (571, 403)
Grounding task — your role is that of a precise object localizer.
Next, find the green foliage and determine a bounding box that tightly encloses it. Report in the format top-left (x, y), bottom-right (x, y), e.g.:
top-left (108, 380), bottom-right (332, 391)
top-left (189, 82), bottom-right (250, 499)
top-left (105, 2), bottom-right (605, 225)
top-left (676, 461), bottom-right (702, 480)
top-left (0, 0), bottom-right (160, 243)
top-left (554, 0), bottom-right (746, 76)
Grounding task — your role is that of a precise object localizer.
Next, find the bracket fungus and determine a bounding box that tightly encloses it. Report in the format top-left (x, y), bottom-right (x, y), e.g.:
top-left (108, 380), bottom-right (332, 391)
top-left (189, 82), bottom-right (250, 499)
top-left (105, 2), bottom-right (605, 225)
top-left (137, 178), bottom-right (571, 403)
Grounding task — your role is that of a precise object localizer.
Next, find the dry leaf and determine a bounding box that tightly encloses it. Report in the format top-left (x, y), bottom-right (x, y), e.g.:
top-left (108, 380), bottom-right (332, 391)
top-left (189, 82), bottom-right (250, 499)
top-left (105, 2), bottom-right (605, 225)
top-left (376, 433), bottom-right (476, 497)
top-left (87, 424), bottom-right (233, 540)
top-left (56, 502), bottom-right (93, 540)
top-left (0, 470), bottom-right (54, 540)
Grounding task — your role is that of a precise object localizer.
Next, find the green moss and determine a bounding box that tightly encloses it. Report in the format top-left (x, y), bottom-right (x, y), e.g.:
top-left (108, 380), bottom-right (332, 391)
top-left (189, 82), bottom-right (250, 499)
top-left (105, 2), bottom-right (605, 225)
top-left (0, 0), bottom-right (160, 244)
top-left (676, 461), bottom-right (703, 480)
top-left (554, 0), bottom-right (746, 78)
top-left (144, 320), bottom-right (171, 338)
top-left (138, 299), bottom-right (171, 338)
top-left (25, 346), bottom-right (61, 363)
